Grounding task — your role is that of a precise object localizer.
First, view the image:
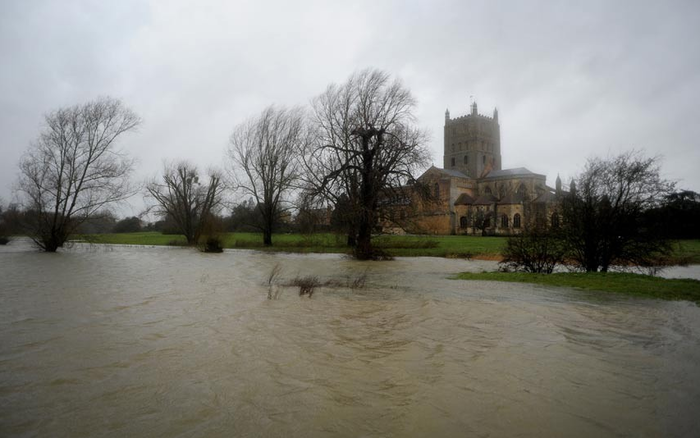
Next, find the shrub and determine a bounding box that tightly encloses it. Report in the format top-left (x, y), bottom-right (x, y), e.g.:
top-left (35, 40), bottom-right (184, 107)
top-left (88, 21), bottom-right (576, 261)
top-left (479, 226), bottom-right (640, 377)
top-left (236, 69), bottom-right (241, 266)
top-left (289, 275), bottom-right (321, 297)
top-left (266, 264), bottom-right (284, 299)
top-left (201, 236), bottom-right (224, 253)
top-left (500, 226), bottom-right (565, 274)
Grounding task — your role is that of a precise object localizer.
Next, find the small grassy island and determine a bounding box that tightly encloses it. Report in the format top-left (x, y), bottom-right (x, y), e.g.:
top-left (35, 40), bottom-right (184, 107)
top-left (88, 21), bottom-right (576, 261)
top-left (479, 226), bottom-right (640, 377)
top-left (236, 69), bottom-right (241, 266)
top-left (455, 271), bottom-right (700, 304)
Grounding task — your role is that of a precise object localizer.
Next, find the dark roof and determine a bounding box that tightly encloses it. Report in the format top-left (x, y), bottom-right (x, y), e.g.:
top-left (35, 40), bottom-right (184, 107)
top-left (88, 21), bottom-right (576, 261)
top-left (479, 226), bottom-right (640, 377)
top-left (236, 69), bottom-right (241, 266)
top-left (421, 166), bottom-right (469, 179)
top-left (437, 167), bottom-right (469, 178)
top-left (481, 167), bottom-right (544, 179)
top-left (454, 193), bottom-right (475, 205)
top-left (498, 192), bottom-right (526, 204)
top-left (533, 190), bottom-right (557, 204)
top-left (473, 194), bottom-right (498, 205)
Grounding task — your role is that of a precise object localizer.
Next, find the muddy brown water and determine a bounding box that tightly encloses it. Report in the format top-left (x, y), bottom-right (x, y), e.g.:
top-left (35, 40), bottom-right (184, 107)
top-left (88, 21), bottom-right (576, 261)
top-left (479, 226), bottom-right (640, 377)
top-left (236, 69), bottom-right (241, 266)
top-left (1, 239), bottom-right (699, 437)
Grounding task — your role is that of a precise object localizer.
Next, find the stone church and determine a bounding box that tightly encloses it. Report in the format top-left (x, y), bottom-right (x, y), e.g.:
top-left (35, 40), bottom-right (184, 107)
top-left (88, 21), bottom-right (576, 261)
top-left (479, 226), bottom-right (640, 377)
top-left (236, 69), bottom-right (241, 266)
top-left (381, 102), bottom-right (562, 235)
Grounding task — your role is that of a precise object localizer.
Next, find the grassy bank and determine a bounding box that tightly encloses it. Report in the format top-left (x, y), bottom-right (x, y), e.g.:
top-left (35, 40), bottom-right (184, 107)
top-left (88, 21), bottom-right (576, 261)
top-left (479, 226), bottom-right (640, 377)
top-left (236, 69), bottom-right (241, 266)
top-left (454, 271), bottom-right (700, 304)
top-left (82, 232), bottom-right (506, 258)
top-left (674, 239), bottom-right (700, 264)
top-left (81, 232), bottom-right (700, 262)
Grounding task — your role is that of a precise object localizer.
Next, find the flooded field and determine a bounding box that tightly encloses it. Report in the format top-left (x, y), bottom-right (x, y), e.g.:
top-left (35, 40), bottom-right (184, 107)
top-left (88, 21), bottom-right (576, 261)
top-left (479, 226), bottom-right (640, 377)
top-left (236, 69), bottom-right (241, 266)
top-left (1, 240), bottom-right (699, 437)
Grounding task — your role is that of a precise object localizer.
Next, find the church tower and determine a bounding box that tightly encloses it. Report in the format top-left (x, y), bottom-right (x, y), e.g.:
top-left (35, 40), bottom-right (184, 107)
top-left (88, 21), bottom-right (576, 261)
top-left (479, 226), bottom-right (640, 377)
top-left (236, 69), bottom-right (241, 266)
top-left (443, 101), bottom-right (501, 178)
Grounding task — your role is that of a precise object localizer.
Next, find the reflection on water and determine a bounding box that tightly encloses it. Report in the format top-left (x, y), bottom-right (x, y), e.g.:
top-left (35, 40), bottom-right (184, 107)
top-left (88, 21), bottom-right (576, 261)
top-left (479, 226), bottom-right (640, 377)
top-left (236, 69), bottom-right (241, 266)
top-left (1, 239), bottom-right (699, 437)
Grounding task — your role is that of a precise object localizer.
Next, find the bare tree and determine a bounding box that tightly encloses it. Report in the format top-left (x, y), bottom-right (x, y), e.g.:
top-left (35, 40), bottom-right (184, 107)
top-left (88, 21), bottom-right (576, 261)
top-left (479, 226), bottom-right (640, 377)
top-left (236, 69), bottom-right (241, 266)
top-left (228, 106), bottom-right (306, 246)
top-left (561, 150), bottom-right (675, 272)
top-left (304, 69), bottom-right (430, 260)
top-left (146, 162), bottom-right (224, 245)
top-left (16, 97), bottom-right (140, 251)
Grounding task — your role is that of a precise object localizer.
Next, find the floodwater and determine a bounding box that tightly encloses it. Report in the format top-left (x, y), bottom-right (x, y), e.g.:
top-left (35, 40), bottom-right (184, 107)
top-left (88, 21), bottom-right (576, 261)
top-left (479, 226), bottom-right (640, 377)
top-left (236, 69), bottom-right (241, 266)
top-left (1, 239), bottom-right (699, 437)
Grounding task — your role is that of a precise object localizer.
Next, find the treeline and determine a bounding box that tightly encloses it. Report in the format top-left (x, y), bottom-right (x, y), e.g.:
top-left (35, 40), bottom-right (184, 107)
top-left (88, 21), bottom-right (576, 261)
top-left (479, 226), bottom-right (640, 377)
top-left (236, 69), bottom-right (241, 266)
top-left (7, 69), bottom-right (429, 258)
top-left (0, 198), bottom-right (338, 238)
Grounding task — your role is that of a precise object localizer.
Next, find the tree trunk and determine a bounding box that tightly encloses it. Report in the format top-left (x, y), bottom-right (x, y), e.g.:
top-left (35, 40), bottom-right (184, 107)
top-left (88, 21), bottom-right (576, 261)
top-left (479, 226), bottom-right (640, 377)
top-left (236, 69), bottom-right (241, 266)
top-left (355, 225), bottom-right (372, 260)
top-left (346, 223), bottom-right (357, 247)
top-left (260, 204), bottom-right (274, 246)
top-left (354, 206), bottom-right (374, 260)
top-left (43, 239), bottom-right (60, 252)
top-left (42, 227), bottom-right (65, 252)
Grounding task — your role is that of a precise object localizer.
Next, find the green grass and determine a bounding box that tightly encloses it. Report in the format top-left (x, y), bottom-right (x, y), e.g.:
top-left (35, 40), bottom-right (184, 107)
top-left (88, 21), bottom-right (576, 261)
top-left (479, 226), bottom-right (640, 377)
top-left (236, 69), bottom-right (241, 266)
top-left (82, 232), bottom-right (185, 246)
top-left (80, 232), bottom-right (700, 262)
top-left (81, 232), bottom-right (506, 257)
top-left (454, 271), bottom-right (700, 304)
top-left (672, 239), bottom-right (700, 264)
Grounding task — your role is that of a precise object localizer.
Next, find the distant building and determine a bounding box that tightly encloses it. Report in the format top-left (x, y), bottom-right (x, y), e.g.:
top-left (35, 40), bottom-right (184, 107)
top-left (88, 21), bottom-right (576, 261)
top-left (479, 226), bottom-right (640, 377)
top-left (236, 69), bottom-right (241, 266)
top-left (380, 102), bottom-right (562, 235)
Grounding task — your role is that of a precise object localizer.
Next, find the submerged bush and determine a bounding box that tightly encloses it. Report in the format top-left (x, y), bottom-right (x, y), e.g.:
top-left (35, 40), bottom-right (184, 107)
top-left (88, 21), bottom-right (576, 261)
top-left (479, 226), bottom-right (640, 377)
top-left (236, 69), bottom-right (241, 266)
top-left (267, 264), bottom-right (283, 300)
top-left (267, 264), bottom-right (369, 300)
top-left (200, 235), bottom-right (224, 253)
top-left (500, 226), bottom-right (565, 274)
top-left (290, 275), bottom-right (321, 297)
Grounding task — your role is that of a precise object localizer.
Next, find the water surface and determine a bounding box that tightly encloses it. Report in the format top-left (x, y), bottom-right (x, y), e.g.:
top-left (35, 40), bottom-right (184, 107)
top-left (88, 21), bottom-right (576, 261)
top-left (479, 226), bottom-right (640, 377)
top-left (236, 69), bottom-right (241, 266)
top-left (1, 240), bottom-right (699, 437)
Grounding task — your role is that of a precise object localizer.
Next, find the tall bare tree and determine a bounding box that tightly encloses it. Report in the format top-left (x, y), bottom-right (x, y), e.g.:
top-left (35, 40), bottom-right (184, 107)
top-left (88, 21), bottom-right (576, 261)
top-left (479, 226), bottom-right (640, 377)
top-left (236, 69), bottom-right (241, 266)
top-left (561, 151), bottom-right (675, 272)
top-left (304, 69), bottom-right (430, 260)
top-left (228, 106), bottom-right (306, 246)
top-left (146, 162), bottom-right (223, 245)
top-left (16, 97), bottom-right (140, 251)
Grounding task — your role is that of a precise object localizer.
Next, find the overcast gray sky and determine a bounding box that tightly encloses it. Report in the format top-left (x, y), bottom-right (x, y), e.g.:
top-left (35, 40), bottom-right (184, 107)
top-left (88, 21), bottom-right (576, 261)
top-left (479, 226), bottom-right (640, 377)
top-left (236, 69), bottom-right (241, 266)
top-left (2, 0), bottom-right (699, 216)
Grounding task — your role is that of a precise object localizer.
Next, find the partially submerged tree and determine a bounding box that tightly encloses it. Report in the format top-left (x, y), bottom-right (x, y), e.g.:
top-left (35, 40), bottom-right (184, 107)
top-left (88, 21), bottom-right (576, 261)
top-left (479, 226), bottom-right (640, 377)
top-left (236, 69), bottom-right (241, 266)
top-left (304, 69), bottom-right (430, 259)
top-left (500, 224), bottom-right (565, 274)
top-left (16, 97), bottom-right (140, 251)
top-left (560, 151), bottom-right (675, 272)
top-left (228, 106), bottom-right (306, 246)
top-left (146, 162), bottom-right (224, 245)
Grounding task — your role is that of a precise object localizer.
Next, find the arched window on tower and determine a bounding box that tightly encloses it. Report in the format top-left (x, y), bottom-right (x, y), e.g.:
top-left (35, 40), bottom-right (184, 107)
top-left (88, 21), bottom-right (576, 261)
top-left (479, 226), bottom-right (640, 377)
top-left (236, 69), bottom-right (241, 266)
top-left (464, 155), bottom-right (469, 165)
top-left (451, 157), bottom-right (455, 167)
top-left (434, 183), bottom-right (440, 200)
top-left (460, 216), bottom-right (468, 229)
top-left (513, 213), bottom-right (521, 228)
top-left (501, 214), bottom-right (509, 228)
top-left (484, 186), bottom-right (492, 194)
